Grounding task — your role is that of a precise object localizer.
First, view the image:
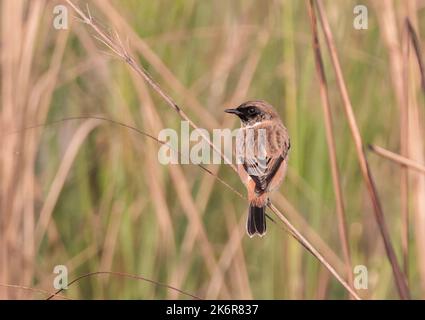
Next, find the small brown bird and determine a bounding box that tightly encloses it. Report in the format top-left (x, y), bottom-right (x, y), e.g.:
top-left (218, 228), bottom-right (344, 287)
top-left (225, 100), bottom-right (290, 237)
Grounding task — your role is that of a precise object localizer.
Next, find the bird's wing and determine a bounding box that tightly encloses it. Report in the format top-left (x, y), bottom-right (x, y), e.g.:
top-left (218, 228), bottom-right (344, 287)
top-left (243, 155), bottom-right (284, 193)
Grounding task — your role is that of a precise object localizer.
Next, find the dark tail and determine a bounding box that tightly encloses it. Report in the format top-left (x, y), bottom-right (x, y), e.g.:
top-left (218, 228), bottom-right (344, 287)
top-left (247, 204), bottom-right (266, 237)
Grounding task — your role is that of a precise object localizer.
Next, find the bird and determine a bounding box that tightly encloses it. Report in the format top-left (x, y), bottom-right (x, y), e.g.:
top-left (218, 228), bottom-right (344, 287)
top-left (225, 100), bottom-right (290, 237)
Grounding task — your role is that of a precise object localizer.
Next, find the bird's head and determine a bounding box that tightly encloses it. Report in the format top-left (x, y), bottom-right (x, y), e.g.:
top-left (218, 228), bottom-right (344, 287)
top-left (224, 100), bottom-right (278, 125)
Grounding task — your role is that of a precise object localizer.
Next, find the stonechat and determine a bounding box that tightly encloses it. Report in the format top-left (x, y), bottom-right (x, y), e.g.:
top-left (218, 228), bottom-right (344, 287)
top-left (225, 100), bottom-right (290, 237)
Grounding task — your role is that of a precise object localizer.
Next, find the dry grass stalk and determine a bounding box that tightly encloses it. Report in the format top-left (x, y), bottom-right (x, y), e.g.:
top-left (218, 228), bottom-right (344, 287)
top-left (369, 145), bottom-right (425, 174)
top-left (401, 15), bottom-right (410, 282)
top-left (375, 0), bottom-right (411, 283)
top-left (46, 271), bottom-right (203, 300)
top-left (307, 0), bottom-right (353, 297)
top-left (66, 0), bottom-right (360, 299)
top-left (406, 19), bottom-right (425, 92)
top-left (404, 13), bottom-right (425, 295)
top-left (0, 283), bottom-right (71, 300)
top-left (314, 0), bottom-right (410, 299)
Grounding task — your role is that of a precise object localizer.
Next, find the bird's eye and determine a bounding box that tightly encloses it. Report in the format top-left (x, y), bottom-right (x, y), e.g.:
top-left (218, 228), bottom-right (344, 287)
top-left (248, 107), bottom-right (256, 115)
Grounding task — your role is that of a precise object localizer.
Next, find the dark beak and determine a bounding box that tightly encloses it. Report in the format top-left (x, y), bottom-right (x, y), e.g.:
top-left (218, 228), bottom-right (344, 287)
top-left (224, 108), bottom-right (242, 116)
